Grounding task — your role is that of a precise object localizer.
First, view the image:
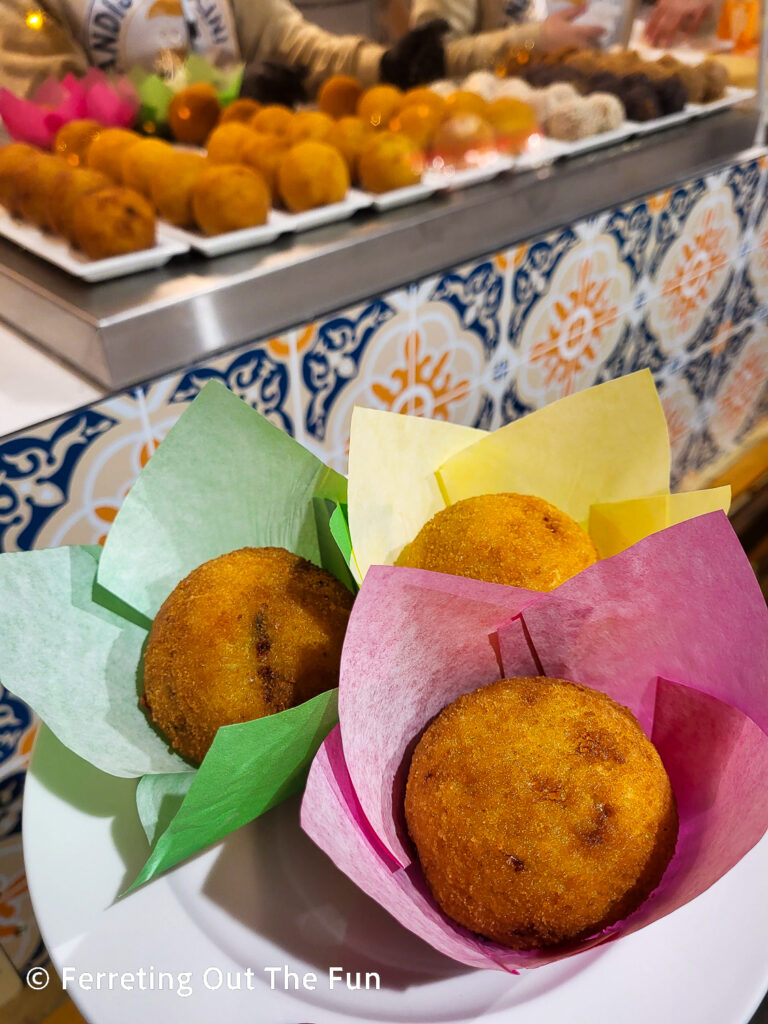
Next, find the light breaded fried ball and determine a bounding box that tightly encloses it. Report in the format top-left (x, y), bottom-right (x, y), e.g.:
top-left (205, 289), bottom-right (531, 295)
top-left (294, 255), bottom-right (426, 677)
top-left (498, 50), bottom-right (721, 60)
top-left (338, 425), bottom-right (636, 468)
top-left (220, 98), bottom-right (261, 124)
top-left (192, 163), bottom-right (270, 235)
top-left (395, 493), bottom-right (597, 591)
top-left (405, 676), bottom-right (678, 949)
top-left (16, 152), bottom-right (70, 227)
top-left (0, 143), bottom-right (38, 212)
top-left (53, 119), bottom-right (103, 167)
top-left (251, 104), bottom-right (294, 136)
top-left (143, 547), bottom-right (354, 764)
top-left (318, 74), bottom-right (363, 119)
top-left (206, 122), bottom-right (255, 164)
top-left (71, 186), bottom-right (155, 258)
top-left (168, 83), bottom-right (221, 145)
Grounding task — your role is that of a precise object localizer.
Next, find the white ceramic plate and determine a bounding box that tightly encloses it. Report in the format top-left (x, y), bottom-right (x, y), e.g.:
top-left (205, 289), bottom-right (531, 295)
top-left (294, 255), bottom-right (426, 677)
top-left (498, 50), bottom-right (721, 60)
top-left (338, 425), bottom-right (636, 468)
top-left (688, 86), bottom-right (757, 117)
top-left (424, 153), bottom-right (516, 191)
top-left (551, 122), bottom-right (638, 158)
top-left (0, 211), bottom-right (188, 282)
top-left (628, 107), bottom-right (698, 136)
top-left (162, 213), bottom-right (290, 257)
top-left (366, 182), bottom-right (440, 212)
top-left (24, 726), bottom-right (768, 1024)
top-left (280, 189), bottom-right (373, 233)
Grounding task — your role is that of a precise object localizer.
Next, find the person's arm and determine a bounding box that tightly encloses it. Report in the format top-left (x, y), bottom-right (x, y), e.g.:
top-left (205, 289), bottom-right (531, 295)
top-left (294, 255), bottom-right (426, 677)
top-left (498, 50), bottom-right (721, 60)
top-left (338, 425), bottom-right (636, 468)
top-left (234, 0), bottom-right (385, 93)
top-left (410, 0), bottom-right (480, 37)
top-left (645, 0), bottom-right (713, 46)
top-left (0, 0), bottom-right (87, 97)
top-left (444, 9), bottom-right (603, 78)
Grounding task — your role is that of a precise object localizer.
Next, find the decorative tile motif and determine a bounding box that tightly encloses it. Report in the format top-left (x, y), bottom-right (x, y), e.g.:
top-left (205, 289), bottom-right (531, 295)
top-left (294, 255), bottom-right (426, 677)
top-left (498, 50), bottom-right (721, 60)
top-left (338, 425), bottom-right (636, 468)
top-left (726, 158), bottom-right (762, 232)
top-left (707, 321), bottom-right (768, 450)
top-left (0, 834), bottom-right (46, 974)
top-left (604, 202), bottom-right (654, 282)
top-left (647, 187), bottom-right (741, 355)
top-left (513, 236), bottom-right (632, 408)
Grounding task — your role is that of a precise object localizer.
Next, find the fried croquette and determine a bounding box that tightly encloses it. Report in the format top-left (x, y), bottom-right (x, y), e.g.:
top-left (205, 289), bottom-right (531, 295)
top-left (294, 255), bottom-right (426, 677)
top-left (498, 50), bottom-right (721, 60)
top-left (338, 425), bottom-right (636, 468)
top-left (143, 547), bottom-right (354, 764)
top-left (219, 98), bottom-right (262, 124)
top-left (168, 83), bottom-right (221, 145)
top-left (71, 186), bottom-right (155, 259)
top-left (150, 151), bottom-right (206, 228)
top-left (0, 143), bottom-right (38, 212)
top-left (206, 122), bottom-right (255, 164)
top-left (240, 132), bottom-right (290, 194)
top-left (251, 104), bottom-right (294, 136)
top-left (405, 676), bottom-right (678, 949)
top-left (326, 117), bottom-right (372, 177)
top-left (318, 74), bottom-right (363, 119)
top-left (357, 131), bottom-right (423, 193)
top-left (277, 141), bottom-right (349, 212)
top-left (120, 138), bottom-right (173, 197)
top-left (85, 128), bottom-right (141, 182)
top-left (53, 119), bottom-right (103, 167)
top-left (192, 163), bottom-right (270, 234)
top-left (47, 165), bottom-right (111, 239)
top-left (16, 152), bottom-right (70, 227)
top-left (395, 493), bottom-right (597, 591)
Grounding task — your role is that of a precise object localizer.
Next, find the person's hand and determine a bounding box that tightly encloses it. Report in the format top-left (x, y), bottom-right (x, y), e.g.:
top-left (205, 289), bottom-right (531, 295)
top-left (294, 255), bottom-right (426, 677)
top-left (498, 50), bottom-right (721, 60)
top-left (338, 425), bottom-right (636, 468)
top-left (381, 19), bottom-right (450, 89)
top-left (645, 0), bottom-right (713, 46)
top-left (240, 61), bottom-right (308, 106)
top-left (539, 8), bottom-right (605, 50)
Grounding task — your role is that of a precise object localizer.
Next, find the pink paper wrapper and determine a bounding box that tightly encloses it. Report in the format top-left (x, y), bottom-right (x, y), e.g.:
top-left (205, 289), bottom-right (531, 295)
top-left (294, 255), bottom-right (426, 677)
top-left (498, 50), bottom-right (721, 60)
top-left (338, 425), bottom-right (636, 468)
top-left (301, 511), bottom-right (768, 970)
top-left (0, 72), bottom-right (137, 148)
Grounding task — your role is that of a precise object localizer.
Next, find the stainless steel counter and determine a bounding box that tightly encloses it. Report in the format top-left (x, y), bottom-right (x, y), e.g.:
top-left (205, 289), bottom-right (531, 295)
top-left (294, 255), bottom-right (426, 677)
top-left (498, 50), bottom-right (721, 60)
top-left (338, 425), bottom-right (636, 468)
top-left (0, 107), bottom-right (760, 391)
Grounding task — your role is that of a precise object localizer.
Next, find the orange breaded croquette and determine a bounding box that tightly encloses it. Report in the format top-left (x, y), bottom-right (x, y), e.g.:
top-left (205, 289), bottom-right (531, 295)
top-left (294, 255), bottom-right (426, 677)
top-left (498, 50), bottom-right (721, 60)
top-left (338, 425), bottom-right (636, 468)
top-left (395, 493), bottom-right (597, 591)
top-left (143, 547), bottom-right (354, 765)
top-left (405, 676), bottom-right (678, 949)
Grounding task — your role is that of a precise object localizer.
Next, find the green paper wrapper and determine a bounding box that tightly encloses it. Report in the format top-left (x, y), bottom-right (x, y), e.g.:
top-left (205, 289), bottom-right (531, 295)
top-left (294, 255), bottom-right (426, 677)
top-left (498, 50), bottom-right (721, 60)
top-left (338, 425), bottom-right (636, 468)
top-left (0, 382), bottom-right (353, 886)
top-left (129, 57), bottom-right (243, 133)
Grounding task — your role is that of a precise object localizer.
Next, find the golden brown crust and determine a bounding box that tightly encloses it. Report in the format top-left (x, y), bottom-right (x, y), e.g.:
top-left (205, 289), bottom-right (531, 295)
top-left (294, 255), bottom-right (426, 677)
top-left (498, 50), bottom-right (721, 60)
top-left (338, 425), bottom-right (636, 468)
top-left (395, 493), bottom-right (597, 591)
top-left (71, 186), bottom-right (155, 259)
top-left (143, 547), bottom-right (354, 765)
top-left (192, 164), bottom-right (270, 235)
top-left (405, 676), bottom-right (678, 949)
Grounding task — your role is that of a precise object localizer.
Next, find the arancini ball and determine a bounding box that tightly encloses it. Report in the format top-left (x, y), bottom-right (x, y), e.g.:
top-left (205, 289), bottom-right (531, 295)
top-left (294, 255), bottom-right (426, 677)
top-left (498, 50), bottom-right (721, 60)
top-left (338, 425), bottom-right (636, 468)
top-left (168, 83), bottom-right (221, 145)
top-left (286, 110), bottom-right (334, 145)
top-left (405, 676), bottom-right (678, 949)
top-left (15, 152), bottom-right (69, 227)
top-left (219, 98), bottom-right (261, 124)
top-left (485, 97), bottom-right (538, 148)
top-left (395, 493), bottom-right (597, 590)
top-left (326, 116), bottom-right (372, 177)
top-left (71, 186), bottom-right (156, 258)
top-left (251, 104), bottom-right (294, 136)
top-left (318, 74), bottom-right (363, 118)
top-left (150, 151), bottom-right (207, 228)
top-left (120, 137), bottom-right (173, 197)
top-left (357, 84), bottom-right (403, 129)
top-left (53, 119), bottom-right (103, 167)
top-left (401, 86), bottom-right (448, 121)
top-left (389, 103), bottom-right (441, 149)
top-left (240, 132), bottom-right (290, 194)
top-left (357, 130), bottom-right (423, 193)
top-left (206, 122), bottom-right (255, 164)
top-left (277, 141), bottom-right (349, 213)
top-left (0, 143), bottom-right (41, 214)
top-left (142, 546), bottom-right (354, 765)
top-left (444, 89), bottom-right (489, 118)
top-left (47, 165), bottom-right (111, 239)
top-left (192, 163), bottom-right (270, 235)
top-left (432, 114), bottom-right (495, 165)
top-left (86, 128), bottom-right (141, 182)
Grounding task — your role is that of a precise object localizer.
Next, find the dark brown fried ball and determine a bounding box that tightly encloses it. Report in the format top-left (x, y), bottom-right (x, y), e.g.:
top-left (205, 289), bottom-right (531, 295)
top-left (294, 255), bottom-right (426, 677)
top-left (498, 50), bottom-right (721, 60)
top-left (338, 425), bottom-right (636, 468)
top-left (71, 186), bottom-right (156, 259)
top-left (168, 83), bottom-right (222, 145)
top-left (405, 676), bottom-right (678, 949)
top-left (395, 493), bottom-right (597, 591)
top-left (655, 74), bottom-right (688, 114)
top-left (143, 547), bottom-right (354, 765)
top-left (619, 84), bottom-right (661, 121)
top-left (700, 58), bottom-right (729, 101)
top-left (47, 165), bottom-right (111, 239)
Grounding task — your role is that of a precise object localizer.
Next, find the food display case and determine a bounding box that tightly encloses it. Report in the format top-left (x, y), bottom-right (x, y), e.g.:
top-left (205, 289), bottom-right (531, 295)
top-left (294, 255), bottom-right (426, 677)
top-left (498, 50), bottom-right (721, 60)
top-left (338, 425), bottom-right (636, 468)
top-left (1, 27), bottom-right (767, 1024)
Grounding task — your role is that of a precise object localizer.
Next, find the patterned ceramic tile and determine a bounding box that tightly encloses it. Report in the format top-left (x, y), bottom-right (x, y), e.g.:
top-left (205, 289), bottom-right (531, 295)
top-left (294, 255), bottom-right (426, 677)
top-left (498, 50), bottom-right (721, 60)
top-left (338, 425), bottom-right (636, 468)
top-left (0, 833), bottom-right (47, 974)
top-left (0, 687), bottom-right (37, 784)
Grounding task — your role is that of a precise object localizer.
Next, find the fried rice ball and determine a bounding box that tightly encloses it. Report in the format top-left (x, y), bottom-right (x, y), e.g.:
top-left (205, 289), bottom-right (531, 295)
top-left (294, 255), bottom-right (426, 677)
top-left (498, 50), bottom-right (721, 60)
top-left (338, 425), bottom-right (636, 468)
top-left (47, 165), bottom-right (111, 239)
top-left (0, 143), bottom-right (38, 212)
top-left (485, 98), bottom-right (538, 150)
top-left (326, 116), bottom-right (373, 177)
top-left (357, 84), bottom-right (403, 129)
top-left (206, 122), bottom-right (255, 164)
top-left (15, 152), bottom-right (70, 227)
top-left (71, 186), bottom-right (156, 258)
top-left (388, 103), bottom-right (442, 149)
top-left (120, 137), bottom-right (173, 196)
top-left (219, 98), bottom-right (262, 124)
top-left (395, 493), bottom-right (597, 591)
top-left (318, 74), bottom-right (363, 118)
top-left (53, 119), bottom-right (103, 167)
top-left (251, 104), bottom-right (294, 136)
top-left (405, 676), bottom-right (678, 949)
top-left (150, 151), bottom-right (207, 228)
top-left (240, 132), bottom-right (290, 194)
top-left (168, 83), bottom-right (221, 145)
top-left (86, 128), bottom-right (141, 182)
top-left (400, 86), bottom-right (448, 121)
top-left (432, 114), bottom-right (495, 165)
top-left (700, 58), bottom-right (729, 101)
top-left (357, 131), bottom-right (423, 193)
top-left (286, 110), bottom-right (335, 146)
top-left (277, 141), bottom-right (349, 212)
top-left (192, 163), bottom-right (270, 235)
top-left (143, 546), bottom-right (354, 765)
top-left (444, 89), bottom-right (489, 118)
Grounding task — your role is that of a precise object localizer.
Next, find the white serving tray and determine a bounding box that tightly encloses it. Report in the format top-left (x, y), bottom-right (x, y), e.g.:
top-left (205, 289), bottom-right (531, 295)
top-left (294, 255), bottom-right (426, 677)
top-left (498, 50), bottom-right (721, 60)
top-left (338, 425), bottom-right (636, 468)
top-left (0, 209), bottom-right (188, 282)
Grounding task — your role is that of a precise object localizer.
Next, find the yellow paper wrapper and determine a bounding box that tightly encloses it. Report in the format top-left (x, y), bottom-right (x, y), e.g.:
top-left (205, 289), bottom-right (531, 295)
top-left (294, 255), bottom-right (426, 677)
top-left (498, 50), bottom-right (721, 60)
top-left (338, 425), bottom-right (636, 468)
top-left (348, 370), bottom-right (731, 579)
